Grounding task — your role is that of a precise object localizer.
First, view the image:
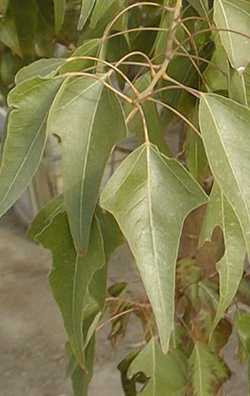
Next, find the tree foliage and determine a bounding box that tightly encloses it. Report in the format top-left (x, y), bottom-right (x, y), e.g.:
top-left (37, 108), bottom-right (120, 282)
top-left (1, 0), bottom-right (250, 394)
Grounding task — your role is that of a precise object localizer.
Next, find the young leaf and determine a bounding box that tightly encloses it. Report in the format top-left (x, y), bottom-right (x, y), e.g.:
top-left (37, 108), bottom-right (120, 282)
top-left (190, 342), bottom-right (229, 396)
top-left (199, 94), bottom-right (250, 255)
top-left (78, 0), bottom-right (96, 30)
top-left (0, 77), bottom-right (62, 218)
top-left (201, 184), bottom-right (245, 334)
top-left (214, 0), bottom-right (250, 70)
top-left (53, 0), bottom-right (65, 33)
top-left (128, 339), bottom-right (188, 395)
top-left (100, 143), bottom-right (208, 352)
top-left (48, 75), bottom-right (126, 253)
top-left (29, 206), bottom-right (106, 368)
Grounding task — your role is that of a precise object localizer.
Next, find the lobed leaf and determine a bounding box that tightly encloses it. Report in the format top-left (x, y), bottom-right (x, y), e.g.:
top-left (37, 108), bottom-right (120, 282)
top-left (101, 143), bottom-right (208, 352)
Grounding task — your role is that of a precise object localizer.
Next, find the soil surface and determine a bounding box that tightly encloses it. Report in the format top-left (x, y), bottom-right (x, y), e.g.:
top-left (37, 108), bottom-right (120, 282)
top-left (0, 211), bottom-right (247, 395)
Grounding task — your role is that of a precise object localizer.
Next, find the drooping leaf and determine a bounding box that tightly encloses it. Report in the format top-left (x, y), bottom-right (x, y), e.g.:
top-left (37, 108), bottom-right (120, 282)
top-left (128, 339), bottom-right (188, 395)
top-left (0, 77), bottom-right (62, 218)
top-left (100, 143), bottom-right (208, 352)
top-left (78, 0), bottom-right (96, 30)
top-left (53, 0), bottom-right (65, 33)
top-left (214, 0), bottom-right (250, 70)
top-left (29, 204), bottom-right (106, 368)
top-left (199, 94), bottom-right (250, 255)
top-left (201, 184), bottom-right (245, 334)
top-left (48, 74), bottom-right (126, 253)
top-left (190, 342), bottom-right (229, 396)
top-left (15, 58), bottom-right (65, 84)
top-left (66, 337), bottom-right (95, 396)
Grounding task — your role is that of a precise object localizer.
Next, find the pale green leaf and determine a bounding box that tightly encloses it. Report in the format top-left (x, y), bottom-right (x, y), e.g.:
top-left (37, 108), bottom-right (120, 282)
top-left (201, 184), bottom-right (245, 334)
top-left (214, 0), bottom-right (250, 70)
top-left (128, 339), bottom-right (187, 395)
top-left (15, 58), bottom-right (65, 84)
top-left (100, 143), bottom-right (208, 352)
top-left (199, 94), bottom-right (250, 256)
top-left (0, 77), bottom-right (62, 218)
top-left (78, 0), bottom-right (96, 30)
top-left (48, 75), bottom-right (126, 252)
top-left (190, 342), bottom-right (229, 396)
top-left (53, 0), bottom-right (65, 33)
top-left (30, 205), bottom-right (106, 368)
top-left (229, 65), bottom-right (250, 105)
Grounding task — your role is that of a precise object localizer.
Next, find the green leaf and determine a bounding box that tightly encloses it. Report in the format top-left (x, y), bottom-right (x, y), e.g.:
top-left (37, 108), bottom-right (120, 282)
top-left (190, 342), bottom-right (229, 396)
top-left (201, 184), bottom-right (245, 334)
top-left (89, 0), bottom-right (118, 29)
top-left (97, 207), bottom-right (124, 260)
top-left (214, 0), bottom-right (250, 70)
top-left (229, 65), bottom-right (250, 106)
top-left (15, 58), bottom-right (65, 84)
top-left (0, 77), bottom-right (62, 218)
top-left (125, 73), bottom-right (170, 156)
top-left (78, 0), bottom-right (96, 30)
top-left (59, 39), bottom-right (100, 74)
top-left (188, 0), bottom-right (209, 17)
top-left (128, 339), bottom-right (187, 395)
top-left (11, 0), bottom-right (38, 59)
top-left (0, 15), bottom-right (21, 56)
top-left (199, 94), bottom-right (250, 256)
top-left (100, 143), bottom-right (208, 352)
top-left (30, 204), bottom-right (106, 368)
top-left (53, 0), bottom-right (65, 33)
top-left (0, 0), bottom-right (9, 15)
top-left (48, 75), bottom-right (126, 253)
top-left (66, 337), bottom-right (95, 396)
